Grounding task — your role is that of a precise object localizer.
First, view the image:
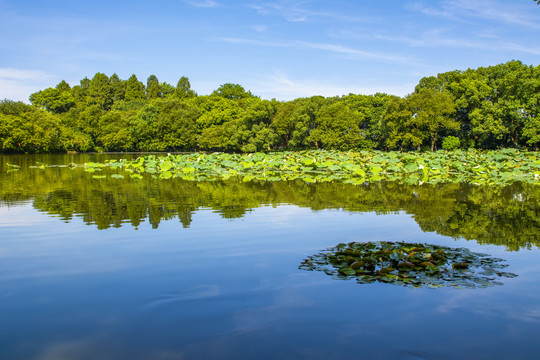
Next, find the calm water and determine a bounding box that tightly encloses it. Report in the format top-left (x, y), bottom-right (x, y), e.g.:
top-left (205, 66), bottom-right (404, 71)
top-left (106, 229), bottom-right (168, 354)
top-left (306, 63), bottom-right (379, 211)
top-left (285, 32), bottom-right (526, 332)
top-left (1, 154), bottom-right (540, 360)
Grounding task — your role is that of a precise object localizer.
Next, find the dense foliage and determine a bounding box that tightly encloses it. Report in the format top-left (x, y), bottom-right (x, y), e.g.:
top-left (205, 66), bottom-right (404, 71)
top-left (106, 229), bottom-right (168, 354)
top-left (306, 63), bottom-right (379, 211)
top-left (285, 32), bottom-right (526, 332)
top-left (0, 60), bottom-right (539, 153)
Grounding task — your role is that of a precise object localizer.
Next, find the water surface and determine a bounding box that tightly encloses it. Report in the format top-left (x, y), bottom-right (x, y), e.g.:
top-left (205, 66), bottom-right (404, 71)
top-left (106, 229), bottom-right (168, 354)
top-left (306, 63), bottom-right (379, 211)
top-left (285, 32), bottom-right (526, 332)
top-left (1, 154), bottom-right (539, 360)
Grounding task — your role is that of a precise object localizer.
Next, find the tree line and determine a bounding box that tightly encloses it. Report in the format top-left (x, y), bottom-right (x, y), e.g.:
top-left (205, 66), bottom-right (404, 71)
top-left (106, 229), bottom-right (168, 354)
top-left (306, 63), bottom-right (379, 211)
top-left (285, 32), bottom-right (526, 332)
top-left (0, 60), bottom-right (538, 153)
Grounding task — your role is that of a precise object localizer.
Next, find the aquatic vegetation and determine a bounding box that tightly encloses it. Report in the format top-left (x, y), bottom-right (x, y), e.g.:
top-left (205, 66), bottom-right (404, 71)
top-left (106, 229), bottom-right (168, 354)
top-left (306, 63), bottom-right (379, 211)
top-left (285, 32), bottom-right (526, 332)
top-left (4, 154), bottom-right (540, 249)
top-left (299, 241), bottom-right (517, 289)
top-left (77, 149), bottom-right (540, 186)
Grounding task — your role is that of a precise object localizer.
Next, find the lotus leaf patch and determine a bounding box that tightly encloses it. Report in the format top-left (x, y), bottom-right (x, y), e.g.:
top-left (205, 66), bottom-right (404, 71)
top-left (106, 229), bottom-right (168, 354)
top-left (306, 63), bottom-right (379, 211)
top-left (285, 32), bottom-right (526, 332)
top-left (299, 241), bottom-right (517, 289)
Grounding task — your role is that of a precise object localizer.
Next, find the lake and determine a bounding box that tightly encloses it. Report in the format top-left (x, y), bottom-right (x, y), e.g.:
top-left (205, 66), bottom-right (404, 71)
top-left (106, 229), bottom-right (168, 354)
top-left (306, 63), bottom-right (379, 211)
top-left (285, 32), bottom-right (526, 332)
top-left (1, 154), bottom-right (540, 360)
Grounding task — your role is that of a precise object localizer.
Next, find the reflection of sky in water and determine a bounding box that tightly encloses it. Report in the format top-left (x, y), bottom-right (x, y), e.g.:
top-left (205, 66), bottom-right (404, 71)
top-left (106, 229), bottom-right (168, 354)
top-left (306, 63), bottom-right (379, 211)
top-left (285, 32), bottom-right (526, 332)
top-left (0, 204), bottom-right (539, 359)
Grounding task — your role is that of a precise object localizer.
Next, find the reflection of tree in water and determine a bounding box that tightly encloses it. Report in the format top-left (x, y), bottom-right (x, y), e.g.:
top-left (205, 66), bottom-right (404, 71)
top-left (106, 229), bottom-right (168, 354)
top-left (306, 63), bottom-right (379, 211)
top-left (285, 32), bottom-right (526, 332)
top-left (1, 161), bottom-right (540, 249)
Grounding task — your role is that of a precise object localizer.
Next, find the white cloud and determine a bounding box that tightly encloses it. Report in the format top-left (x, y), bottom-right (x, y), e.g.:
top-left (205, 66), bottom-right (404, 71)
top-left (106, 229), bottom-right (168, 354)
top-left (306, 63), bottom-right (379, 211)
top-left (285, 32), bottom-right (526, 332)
top-left (408, 0), bottom-right (540, 29)
top-left (184, 0), bottom-right (218, 8)
top-left (370, 32), bottom-right (540, 56)
top-left (0, 68), bottom-right (52, 81)
top-left (0, 68), bottom-right (55, 102)
top-left (248, 1), bottom-right (373, 23)
top-left (251, 25), bottom-right (269, 32)
top-left (447, 0), bottom-right (540, 29)
top-left (250, 71), bottom-right (412, 100)
top-left (217, 37), bottom-right (290, 48)
top-left (216, 37), bottom-right (414, 64)
top-left (299, 41), bottom-right (413, 64)
top-left (248, 2), bottom-right (308, 22)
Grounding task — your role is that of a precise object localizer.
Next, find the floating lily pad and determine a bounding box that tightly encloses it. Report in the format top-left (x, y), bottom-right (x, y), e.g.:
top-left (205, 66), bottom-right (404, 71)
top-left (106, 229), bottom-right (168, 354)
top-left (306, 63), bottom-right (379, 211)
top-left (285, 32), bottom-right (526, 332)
top-left (299, 241), bottom-right (517, 289)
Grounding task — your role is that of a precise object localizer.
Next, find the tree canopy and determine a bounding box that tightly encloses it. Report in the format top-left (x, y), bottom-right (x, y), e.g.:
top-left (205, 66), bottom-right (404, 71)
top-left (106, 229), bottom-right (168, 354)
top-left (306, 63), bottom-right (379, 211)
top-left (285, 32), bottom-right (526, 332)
top-left (1, 60), bottom-right (539, 153)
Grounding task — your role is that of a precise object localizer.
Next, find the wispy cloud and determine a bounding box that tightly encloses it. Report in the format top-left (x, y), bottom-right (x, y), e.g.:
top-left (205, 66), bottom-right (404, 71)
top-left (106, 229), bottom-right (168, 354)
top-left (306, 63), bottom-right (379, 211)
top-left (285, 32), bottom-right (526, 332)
top-left (0, 68), bottom-right (52, 82)
top-left (448, 0), bottom-right (540, 28)
top-left (0, 68), bottom-right (55, 102)
top-left (216, 37), bottom-right (414, 64)
top-left (370, 31), bottom-right (540, 56)
top-left (408, 0), bottom-right (540, 29)
top-left (217, 37), bottom-right (289, 48)
top-left (299, 41), bottom-right (412, 63)
top-left (247, 1), bottom-right (373, 23)
top-left (251, 71), bottom-right (412, 100)
top-left (248, 2), bottom-right (309, 22)
top-left (251, 25), bottom-right (269, 32)
top-left (184, 0), bottom-right (218, 8)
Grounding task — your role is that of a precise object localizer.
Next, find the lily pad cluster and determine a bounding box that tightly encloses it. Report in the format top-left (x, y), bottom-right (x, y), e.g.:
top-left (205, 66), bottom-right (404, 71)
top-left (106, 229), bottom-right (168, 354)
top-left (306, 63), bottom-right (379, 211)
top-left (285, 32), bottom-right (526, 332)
top-left (74, 149), bottom-right (540, 186)
top-left (299, 241), bottom-right (517, 289)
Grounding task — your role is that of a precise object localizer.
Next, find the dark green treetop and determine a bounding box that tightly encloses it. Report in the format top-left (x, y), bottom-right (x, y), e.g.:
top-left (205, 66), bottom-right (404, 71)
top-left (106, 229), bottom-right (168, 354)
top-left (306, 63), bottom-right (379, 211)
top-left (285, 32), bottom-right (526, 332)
top-left (174, 76), bottom-right (197, 99)
top-left (212, 83), bottom-right (254, 100)
top-left (146, 75), bottom-right (162, 99)
top-left (124, 74), bottom-right (146, 102)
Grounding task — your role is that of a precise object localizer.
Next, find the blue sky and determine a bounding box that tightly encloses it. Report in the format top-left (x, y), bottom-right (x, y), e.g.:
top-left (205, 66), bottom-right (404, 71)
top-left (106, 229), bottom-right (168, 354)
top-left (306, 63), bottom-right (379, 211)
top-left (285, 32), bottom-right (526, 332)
top-left (1, 0), bottom-right (539, 102)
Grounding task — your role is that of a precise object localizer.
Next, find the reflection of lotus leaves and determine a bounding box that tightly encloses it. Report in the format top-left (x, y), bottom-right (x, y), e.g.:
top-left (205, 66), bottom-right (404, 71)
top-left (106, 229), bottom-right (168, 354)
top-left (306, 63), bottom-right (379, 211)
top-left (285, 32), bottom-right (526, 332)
top-left (299, 241), bottom-right (517, 289)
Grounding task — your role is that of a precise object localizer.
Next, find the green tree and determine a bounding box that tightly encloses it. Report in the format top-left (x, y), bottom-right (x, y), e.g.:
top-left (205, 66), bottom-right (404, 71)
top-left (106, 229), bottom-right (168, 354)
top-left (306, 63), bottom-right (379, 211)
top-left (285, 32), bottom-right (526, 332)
top-left (408, 88), bottom-right (458, 151)
top-left (307, 102), bottom-right (370, 150)
top-left (56, 80), bottom-right (71, 92)
top-left (29, 87), bottom-right (75, 114)
top-left (160, 82), bottom-right (176, 97)
top-left (174, 76), bottom-right (197, 99)
top-left (146, 75), bottom-right (162, 99)
top-left (239, 98), bottom-right (278, 152)
top-left (212, 83), bottom-right (254, 100)
top-left (110, 73), bottom-right (125, 102)
top-left (194, 95), bottom-right (243, 130)
top-left (124, 74), bottom-right (146, 102)
top-left (271, 101), bottom-right (300, 148)
top-left (521, 65), bottom-right (540, 149)
top-left (0, 108), bottom-right (64, 153)
top-left (342, 93), bottom-right (393, 148)
top-left (278, 96), bottom-right (326, 149)
top-left (154, 99), bottom-right (200, 150)
top-left (382, 96), bottom-right (419, 151)
top-left (87, 73), bottom-right (113, 110)
top-left (243, 122), bottom-right (278, 152)
top-left (98, 110), bottom-right (134, 151)
top-left (109, 73), bottom-right (126, 103)
top-left (132, 98), bottom-right (200, 151)
top-left (29, 80), bottom-right (75, 114)
top-left (0, 99), bottom-right (32, 115)
top-left (76, 105), bottom-right (104, 146)
top-left (71, 77), bottom-right (91, 105)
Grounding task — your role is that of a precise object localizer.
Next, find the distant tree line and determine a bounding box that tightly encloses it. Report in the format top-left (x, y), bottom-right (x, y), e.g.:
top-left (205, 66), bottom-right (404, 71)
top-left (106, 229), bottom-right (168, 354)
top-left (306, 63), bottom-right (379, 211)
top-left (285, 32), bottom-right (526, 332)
top-left (0, 60), bottom-right (539, 153)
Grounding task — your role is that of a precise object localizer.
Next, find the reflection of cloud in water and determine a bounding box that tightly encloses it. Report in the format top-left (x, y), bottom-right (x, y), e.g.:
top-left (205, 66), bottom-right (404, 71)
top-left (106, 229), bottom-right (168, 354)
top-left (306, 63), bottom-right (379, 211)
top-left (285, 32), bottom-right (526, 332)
top-left (34, 338), bottom-right (189, 360)
top-left (249, 204), bottom-right (315, 228)
top-left (433, 285), bottom-right (540, 324)
top-left (505, 306), bottom-right (540, 324)
top-left (230, 274), bottom-right (317, 334)
top-left (141, 285), bottom-right (221, 311)
top-left (0, 253), bottom-right (137, 281)
top-left (0, 202), bottom-right (47, 227)
top-left (35, 339), bottom-right (109, 360)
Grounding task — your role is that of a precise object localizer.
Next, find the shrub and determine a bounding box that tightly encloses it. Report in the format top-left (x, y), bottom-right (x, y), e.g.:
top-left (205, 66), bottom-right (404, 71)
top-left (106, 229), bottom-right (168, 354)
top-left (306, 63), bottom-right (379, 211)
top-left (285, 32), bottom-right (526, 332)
top-left (442, 136), bottom-right (460, 150)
